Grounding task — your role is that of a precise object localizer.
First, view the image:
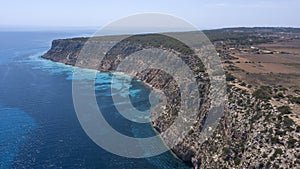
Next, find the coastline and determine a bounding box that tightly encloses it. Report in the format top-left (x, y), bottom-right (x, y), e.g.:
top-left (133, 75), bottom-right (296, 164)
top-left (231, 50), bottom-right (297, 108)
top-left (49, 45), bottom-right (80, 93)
top-left (15, 27), bottom-right (300, 168)
top-left (40, 55), bottom-right (186, 164)
top-left (149, 120), bottom-right (189, 164)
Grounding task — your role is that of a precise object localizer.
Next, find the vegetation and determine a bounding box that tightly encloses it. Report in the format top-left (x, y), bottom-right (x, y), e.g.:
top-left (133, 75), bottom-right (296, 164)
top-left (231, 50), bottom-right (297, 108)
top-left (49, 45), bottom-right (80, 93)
top-left (273, 148), bottom-right (283, 158)
top-left (274, 92), bottom-right (284, 99)
top-left (239, 82), bottom-right (246, 86)
top-left (287, 137), bottom-right (297, 148)
top-left (277, 105), bottom-right (291, 114)
top-left (283, 116), bottom-right (295, 127)
top-left (262, 153), bottom-right (268, 158)
top-left (287, 95), bottom-right (300, 104)
top-left (203, 28), bottom-right (276, 45)
top-left (225, 72), bottom-right (235, 81)
top-left (253, 86), bottom-right (272, 102)
top-left (224, 60), bottom-right (233, 64)
top-left (223, 147), bottom-right (231, 155)
top-left (270, 136), bottom-right (280, 144)
top-left (124, 34), bottom-right (194, 55)
top-left (234, 157), bottom-right (241, 166)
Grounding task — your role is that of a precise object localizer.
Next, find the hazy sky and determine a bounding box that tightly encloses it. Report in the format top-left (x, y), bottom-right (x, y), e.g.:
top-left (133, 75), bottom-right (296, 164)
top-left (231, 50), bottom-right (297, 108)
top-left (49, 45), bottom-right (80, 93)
top-left (0, 0), bottom-right (299, 30)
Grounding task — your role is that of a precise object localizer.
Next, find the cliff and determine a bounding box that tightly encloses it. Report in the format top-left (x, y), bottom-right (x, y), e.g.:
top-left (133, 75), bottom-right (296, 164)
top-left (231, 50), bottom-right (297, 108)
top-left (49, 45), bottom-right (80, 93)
top-left (42, 29), bottom-right (300, 169)
top-left (42, 38), bottom-right (86, 66)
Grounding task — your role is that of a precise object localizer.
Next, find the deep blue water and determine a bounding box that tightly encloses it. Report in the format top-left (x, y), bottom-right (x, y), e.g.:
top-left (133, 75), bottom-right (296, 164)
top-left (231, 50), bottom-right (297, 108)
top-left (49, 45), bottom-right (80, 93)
top-left (0, 32), bottom-right (190, 169)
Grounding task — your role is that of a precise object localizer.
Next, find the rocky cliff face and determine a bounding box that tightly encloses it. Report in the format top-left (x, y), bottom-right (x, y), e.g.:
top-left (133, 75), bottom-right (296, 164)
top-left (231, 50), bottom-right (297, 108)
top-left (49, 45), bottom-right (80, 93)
top-left (43, 38), bottom-right (86, 65)
top-left (42, 32), bottom-right (299, 169)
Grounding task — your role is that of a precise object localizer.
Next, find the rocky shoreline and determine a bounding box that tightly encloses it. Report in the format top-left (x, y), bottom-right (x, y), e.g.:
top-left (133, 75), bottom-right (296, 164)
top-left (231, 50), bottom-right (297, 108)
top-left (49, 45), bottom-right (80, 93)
top-left (42, 29), bottom-right (299, 168)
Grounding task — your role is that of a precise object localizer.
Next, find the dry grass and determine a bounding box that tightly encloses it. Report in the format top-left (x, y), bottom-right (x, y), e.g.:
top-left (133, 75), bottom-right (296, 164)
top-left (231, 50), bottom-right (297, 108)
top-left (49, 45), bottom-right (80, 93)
top-left (223, 39), bottom-right (300, 115)
top-left (224, 39), bottom-right (300, 88)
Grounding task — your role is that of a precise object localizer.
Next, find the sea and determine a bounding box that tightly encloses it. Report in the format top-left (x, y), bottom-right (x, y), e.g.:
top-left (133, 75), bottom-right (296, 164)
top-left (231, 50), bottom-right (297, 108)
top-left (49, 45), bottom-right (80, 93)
top-left (0, 31), bottom-right (190, 169)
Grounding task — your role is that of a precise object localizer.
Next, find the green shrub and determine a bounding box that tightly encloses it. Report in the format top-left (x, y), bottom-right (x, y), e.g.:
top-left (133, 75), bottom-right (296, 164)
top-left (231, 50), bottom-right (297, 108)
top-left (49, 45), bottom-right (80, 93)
top-left (274, 92), bottom-right (284, 99)
top-left (287, 137), bottom-right (297, 148)
top-left (277, 105), bottom-right (291, 114)
top-left (270, 136), bottom-right (280, 144)
top-left (253, 87), bottom-right (272, 102)
top-left (283, 116), bottom-right (295, 127)
top-left (240, 82), bottom-right (247, 86)
top-left (225, 73), bottom-right (235, 81)
top-left (273, 148), bottom-right (283, 158)
top-left (288, 96), bottom-right (300, 104)
top-left (223, 147), bottom-right (231, 155)
top-left (262, 153), bottom-right (268, 158)
top-left (234, 157), bottom-right (241, 165)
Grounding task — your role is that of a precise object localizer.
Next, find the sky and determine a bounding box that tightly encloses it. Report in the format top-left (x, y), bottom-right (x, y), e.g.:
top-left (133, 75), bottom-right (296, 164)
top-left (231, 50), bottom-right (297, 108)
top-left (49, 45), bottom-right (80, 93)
top-left (0, 0), bottom-right (299, 31)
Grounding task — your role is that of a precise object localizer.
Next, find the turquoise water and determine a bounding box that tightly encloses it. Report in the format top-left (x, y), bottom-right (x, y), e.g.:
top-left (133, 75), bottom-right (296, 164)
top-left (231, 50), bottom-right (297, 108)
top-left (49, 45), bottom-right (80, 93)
top-left (0, 32), bottom-right (190, 168)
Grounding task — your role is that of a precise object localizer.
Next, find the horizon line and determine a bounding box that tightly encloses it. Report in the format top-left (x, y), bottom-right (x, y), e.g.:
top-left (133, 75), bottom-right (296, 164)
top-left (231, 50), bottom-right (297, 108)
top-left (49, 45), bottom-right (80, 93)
top-left (0, 25), bottom-right (300, 32)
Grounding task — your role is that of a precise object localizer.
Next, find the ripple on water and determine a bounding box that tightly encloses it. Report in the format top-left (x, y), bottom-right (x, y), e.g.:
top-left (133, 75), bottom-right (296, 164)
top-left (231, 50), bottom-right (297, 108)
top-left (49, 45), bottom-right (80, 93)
top-left (0, 106), bottom-right (36, 169)
top-left (11, 52), bottom-right (191, 169)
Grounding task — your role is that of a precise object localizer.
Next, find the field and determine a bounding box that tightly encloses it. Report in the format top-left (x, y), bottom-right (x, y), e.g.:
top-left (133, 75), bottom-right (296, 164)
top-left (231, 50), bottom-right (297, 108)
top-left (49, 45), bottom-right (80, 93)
top-left (221, 36), bottom-right (300, 117)
top-left (230, 39), bottom-right (300, 87)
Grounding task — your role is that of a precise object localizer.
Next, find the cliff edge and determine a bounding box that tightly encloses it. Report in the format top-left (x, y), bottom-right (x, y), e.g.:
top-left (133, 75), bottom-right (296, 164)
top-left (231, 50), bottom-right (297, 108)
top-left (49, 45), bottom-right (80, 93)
top-left (42, 29), bottom-right (300, 169)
